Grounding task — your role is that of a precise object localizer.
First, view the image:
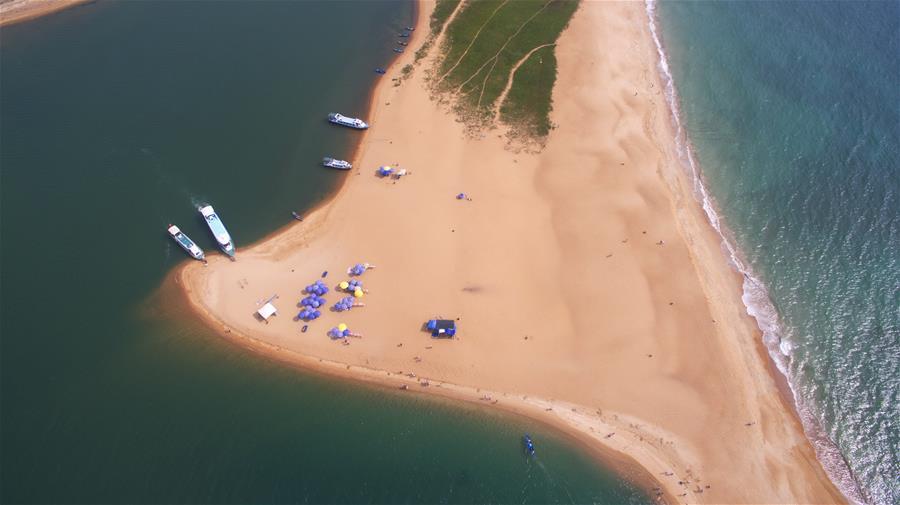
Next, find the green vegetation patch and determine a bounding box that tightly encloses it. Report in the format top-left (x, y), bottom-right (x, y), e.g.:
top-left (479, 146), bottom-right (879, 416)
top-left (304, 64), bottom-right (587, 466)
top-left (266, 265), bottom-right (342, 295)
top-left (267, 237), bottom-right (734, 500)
top-left (430, 0), bottom-right (461, 35)
top-left (416, 0), bottom-right (462, 64)
top-left (434, 0), bottom-right (578, 137)
top-left (499, 44), bottom-right (557, 137)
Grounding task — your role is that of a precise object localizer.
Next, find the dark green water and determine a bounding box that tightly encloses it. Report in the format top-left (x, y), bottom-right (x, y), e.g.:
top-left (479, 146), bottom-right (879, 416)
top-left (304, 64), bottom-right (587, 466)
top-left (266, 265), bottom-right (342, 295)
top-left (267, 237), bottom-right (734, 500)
top-left (0, 2), bottom-right (649, 503)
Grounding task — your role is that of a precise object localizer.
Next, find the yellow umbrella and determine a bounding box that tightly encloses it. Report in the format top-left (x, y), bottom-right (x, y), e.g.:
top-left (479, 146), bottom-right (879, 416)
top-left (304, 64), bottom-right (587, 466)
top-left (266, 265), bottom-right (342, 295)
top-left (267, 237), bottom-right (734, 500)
top-left (338, 323), bottom-right (348, 332)
top-left (339, 281), bottom-right (349, 290)
top-left (354, 288), bottom-right (364, 298)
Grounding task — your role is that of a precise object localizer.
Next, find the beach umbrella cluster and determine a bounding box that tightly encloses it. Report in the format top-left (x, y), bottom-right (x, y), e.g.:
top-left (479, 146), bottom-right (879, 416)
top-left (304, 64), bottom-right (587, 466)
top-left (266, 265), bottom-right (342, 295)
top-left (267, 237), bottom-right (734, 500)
top-left (296, 279), bottom-right (330, 321)
top-left (332, 296), bottom-right (363, 312)
top-left (305, 280), bottom-right (330, 296)
top-left (348, 263), bottom-right (373, 276)
top-left (339, 278), bottom-right (364, 292)
top-left (377, 166), bottom-right (394, 177)
top-left (296, 307), bottom-right (322, 321)
top-left (328, 324), bottom-right (351, 339)
top-left (300, 294), bottom-right (327, 308)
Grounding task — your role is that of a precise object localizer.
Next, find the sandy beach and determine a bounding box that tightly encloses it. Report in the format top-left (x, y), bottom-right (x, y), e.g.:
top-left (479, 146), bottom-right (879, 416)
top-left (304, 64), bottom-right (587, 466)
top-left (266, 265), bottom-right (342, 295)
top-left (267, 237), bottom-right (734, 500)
top-left (179, 1), bottom-right (844, 503)
top-left (0, 0), bottom-right (88, 26)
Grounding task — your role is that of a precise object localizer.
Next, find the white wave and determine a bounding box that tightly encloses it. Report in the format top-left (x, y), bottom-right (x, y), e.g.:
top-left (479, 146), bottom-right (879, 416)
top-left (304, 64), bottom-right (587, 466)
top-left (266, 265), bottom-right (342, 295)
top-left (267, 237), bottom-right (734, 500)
top-left (642, 2), bottom-right (866, 503)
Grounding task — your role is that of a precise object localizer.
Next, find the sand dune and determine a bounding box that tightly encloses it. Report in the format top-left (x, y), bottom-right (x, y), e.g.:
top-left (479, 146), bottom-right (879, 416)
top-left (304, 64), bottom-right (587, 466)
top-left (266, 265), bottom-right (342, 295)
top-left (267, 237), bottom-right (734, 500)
top-left (180, 2), bottom-right (843, 503)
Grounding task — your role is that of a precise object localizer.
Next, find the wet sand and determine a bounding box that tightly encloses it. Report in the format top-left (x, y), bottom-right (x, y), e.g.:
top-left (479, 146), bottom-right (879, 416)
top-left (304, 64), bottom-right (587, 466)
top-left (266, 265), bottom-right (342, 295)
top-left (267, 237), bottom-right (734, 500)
top-left (179, 2), bottom-right (844, 503)
top-left (0, 0), bottom-right (88, 26)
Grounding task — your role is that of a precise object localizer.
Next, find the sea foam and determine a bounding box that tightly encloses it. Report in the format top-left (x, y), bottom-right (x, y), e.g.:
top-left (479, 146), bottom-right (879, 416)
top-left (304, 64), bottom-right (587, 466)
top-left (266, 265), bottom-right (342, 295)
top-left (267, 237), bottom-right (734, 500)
top-left (642, 2), bottom-right (865, 502)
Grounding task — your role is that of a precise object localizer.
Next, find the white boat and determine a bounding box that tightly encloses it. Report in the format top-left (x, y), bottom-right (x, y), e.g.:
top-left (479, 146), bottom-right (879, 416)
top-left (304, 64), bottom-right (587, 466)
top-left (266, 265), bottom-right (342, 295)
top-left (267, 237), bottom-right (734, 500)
top-left (198, 205), bottom-right (235, 258)
top-left (328, 113), bottom-right (368, 130)
top-left (167, 224), bottom-right (205, 262)
top-left (323, 157), bottom-right (352, 170)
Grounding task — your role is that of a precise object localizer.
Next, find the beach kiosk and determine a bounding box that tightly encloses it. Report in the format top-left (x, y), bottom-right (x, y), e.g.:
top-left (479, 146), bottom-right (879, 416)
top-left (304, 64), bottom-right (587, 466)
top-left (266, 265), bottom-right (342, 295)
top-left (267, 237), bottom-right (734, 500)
top-left (426, 319), bottom-right (456, 338)
top-left (256, 302), bottom-right (278, 323)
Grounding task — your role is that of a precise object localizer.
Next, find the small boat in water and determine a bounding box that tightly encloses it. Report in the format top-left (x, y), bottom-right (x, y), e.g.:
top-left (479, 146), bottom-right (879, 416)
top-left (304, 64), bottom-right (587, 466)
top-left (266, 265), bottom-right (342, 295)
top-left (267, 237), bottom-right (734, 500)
top-left (323, 157), bottom-right (352, 170)
top-left (398, 32), bottom-right (409, 38)
top-left (328, 112), bottom-right (368, 130)
top-left (167, 224), bottom-right (205, 262)
top-left (405, 26), bottom-right (415, 31)
top-left (374, 67), bottom-right (386, 74)
top-left (393, 47), bottom-right (404, 53)
top-left (198, 205), bottom-right (235, 259)
top-left (291, 211), bottom-right (303, 221)
top-left (397, 41), bottom-right (408, 46)
top-left (523, 434), bottom-right (536, 457)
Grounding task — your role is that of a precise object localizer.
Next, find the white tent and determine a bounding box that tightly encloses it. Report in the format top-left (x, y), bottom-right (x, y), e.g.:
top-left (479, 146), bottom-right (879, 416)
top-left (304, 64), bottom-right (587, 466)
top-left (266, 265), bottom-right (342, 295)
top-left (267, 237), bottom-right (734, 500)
top-left (257, 302), bottom-right (277, 320)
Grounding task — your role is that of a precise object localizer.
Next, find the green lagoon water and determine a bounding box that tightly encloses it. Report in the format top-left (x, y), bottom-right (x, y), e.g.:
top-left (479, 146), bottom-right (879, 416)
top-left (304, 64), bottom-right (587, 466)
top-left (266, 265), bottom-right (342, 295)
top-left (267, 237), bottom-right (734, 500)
top-left (0, 2), bottom-right (649, 503)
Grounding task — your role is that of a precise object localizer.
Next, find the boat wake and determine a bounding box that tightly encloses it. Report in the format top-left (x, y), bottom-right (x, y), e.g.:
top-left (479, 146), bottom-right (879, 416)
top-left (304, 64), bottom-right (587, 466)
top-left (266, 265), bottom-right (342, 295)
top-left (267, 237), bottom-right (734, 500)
top-left (643, 2), bottom-right (864, 503)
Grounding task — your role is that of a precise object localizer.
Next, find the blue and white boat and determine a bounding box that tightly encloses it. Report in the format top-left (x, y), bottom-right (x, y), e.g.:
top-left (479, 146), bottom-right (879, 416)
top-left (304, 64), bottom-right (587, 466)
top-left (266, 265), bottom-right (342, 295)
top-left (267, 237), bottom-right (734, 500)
top-left (393, 47), bottom-right (405, 53)
top-left (167, 224), bottom-right (205, 262)
top-left (198, 205), bottom-right (235, 259)
top-left (523, 434), bottom-right (535, 457)
top-left (328, 113), bottom-right (368, 130)
top-left (323, 157), bottom-right (352, 170)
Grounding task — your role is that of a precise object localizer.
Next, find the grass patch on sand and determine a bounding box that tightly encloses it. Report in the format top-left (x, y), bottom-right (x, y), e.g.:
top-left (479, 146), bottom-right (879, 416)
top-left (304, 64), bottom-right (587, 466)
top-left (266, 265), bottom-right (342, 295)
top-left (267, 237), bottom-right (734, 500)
top-left (499, 44), bottom-right (557, 137)
top-left (434, 0), bottom-right (578, 138)
top-left (430, 0), bottom-right (461, 35)
top-left (416, 0), bottom-right (462, 63)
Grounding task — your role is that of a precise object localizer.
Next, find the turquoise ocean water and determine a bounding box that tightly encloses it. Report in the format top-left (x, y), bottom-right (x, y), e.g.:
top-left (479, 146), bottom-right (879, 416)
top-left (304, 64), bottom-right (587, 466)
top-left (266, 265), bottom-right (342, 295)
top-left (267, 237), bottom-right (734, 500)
top-left (649, 1), bottom-right (899, 503)
top-left (0, 1), bottom-right (650, 503)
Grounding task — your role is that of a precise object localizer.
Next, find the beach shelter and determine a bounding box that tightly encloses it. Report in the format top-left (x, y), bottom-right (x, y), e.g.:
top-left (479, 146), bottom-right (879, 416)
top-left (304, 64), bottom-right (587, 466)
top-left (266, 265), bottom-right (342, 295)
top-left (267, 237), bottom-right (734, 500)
top-left (426, 319), bottom-right (456, 338)
top-left (257, 302), bottom-right (278, 321)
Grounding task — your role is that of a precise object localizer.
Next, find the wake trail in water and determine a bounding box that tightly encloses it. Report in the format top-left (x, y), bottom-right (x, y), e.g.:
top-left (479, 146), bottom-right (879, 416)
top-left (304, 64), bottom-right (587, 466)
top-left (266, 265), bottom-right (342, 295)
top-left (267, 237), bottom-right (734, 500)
top-left (139, 147), bottom-right (207, 212)
top-left (643, 1), bottom-right (865, 503)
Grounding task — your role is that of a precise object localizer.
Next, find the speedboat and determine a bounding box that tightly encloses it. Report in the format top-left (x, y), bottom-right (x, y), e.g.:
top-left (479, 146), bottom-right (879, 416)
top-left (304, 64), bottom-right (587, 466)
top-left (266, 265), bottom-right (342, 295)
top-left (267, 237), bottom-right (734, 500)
top-left (198, 205), bottom-right (235, 259)
top-left (327, 113), bottom-right (368, 130)
top-left (398, 32), bottom-right (409, 38)
top-left (523, 434), bottom-right (536, 457)
top-left (393, 47), bottom-right (404, 53)
top-left (397, 41), bottom-right (408, 46)
top-left (167, 224), bottom-right (205, 262)
top-left (374, 67), bottom-right (386, 74)
top-left (323, 157), bottom-right (352, 170)
top-left (291, 211), bottom-right (303, 221)
top-left (405, 26), bottom-right (415, 31)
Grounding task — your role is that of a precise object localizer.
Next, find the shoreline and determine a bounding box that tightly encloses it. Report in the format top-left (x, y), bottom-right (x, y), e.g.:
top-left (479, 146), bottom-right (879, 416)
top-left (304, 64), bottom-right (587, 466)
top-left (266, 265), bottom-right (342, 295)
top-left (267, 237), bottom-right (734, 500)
top-left (176, 1), bottom-right (845, 503)
top-left (164, 269), bottom-right (670, 502)
top-left (643, 1), bottom-right (857, 501)
top-left (0, 0), bottom-right (90, 26)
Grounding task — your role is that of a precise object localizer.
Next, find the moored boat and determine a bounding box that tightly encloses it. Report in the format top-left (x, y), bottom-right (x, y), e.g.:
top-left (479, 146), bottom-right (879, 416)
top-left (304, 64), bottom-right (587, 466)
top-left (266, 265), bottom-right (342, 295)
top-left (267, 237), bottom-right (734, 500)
top-left (374, 67), bottom-right (386, 74)
top-left (393, 47), bottom-right (404, 53)
top-left (327, 113), bottom-right (368, 130)
top-left (523, 434), bottom-right (535, 457)
top-left (167, 224), bottom-right (205, 262)
top-left (198, 205), bottom-right (235, 259)
top-left (397, 41), bottom-right (408, 46)
top-left (323, 157), bottom-right (352, 170)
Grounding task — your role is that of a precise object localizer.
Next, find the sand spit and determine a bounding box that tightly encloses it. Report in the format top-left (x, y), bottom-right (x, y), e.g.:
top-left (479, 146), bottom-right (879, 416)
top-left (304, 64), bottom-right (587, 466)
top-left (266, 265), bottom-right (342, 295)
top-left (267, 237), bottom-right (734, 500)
top-left (180, 2), bottom-right (844, 503)
top-left (0, 0), bottom-right (89, 26)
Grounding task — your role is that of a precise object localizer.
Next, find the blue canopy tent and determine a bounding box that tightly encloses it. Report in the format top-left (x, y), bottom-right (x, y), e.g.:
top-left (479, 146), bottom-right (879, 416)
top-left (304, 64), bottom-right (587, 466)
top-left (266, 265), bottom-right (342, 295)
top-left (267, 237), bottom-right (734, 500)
top-left (426, 319), bottom-right (456, 338)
